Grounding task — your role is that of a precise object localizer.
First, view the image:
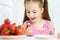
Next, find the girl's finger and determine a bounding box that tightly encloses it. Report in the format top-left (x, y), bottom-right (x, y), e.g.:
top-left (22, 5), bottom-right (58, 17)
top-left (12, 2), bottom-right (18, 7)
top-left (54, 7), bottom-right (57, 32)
top-left (26, 23), bottom-right (31, 29)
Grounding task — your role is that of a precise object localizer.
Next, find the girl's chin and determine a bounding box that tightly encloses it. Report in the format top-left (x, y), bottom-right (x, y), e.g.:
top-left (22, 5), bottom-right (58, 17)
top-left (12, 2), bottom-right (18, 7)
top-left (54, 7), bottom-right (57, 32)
top-left (30, 20), bottom-right (36, 23)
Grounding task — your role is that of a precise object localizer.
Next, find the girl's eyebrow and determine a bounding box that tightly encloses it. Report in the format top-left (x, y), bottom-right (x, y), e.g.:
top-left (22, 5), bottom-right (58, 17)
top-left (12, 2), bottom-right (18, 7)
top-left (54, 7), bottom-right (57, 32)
top-left (33, 10), bottom-right (36, 11)
top-left (26, 9), bottom-right (30, 11)
top-left (32, 9), bottom-right (37, 12)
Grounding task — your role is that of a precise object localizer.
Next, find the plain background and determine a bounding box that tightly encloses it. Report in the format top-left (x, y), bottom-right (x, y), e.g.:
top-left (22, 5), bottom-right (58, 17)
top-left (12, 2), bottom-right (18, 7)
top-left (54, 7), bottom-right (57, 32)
top-left (0, 0), bottom-right (60, 35)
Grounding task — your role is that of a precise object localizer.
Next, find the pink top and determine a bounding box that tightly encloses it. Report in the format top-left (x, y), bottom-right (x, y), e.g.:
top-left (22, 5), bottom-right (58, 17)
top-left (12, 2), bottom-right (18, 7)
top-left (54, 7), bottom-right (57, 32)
top-left (28, 20), bottom-right (51, 36)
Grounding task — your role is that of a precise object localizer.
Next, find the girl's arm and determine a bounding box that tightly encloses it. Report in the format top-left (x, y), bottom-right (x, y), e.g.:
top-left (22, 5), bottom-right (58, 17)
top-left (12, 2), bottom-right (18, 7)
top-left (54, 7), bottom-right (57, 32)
top-left (48, 21), bottom-right (55, 35)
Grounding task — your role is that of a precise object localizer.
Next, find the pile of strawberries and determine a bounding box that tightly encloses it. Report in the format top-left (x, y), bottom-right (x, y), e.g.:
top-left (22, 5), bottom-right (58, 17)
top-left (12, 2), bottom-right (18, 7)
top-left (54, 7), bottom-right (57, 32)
top-left (0, 19), bottom-right (25, 36)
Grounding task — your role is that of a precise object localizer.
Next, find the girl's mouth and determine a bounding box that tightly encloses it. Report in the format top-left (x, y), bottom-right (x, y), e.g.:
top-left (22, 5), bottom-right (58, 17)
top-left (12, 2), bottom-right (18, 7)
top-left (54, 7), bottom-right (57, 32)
top-left (31, 17), bottom-right (36, 20)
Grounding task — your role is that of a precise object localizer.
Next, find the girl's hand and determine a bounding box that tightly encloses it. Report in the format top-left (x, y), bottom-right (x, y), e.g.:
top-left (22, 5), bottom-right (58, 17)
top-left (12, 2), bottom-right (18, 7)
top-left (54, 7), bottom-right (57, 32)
top-left (25, 23), bottom-right (32, 36)
top-left (26, 27), bottom-right (32, 36)
top-left (57, 33), bottom-right (60, 39)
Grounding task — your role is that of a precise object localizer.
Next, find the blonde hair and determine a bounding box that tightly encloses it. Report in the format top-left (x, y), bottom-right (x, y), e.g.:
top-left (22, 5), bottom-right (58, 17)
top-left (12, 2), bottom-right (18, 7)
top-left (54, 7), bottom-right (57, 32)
top-left (23, 0), bottom-right (51, 23)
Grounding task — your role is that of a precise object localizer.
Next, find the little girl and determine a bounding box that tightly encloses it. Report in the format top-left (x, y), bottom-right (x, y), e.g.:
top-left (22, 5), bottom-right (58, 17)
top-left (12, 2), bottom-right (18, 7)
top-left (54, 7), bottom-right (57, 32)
top-left (23, 0), bottom-right (55, 36)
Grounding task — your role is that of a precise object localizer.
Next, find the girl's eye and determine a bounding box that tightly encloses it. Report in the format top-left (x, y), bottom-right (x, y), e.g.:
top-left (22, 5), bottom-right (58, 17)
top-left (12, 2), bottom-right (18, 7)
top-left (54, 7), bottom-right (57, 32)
top-left (26, 11), bottom-right (30, 13)
top-left (28, 11), bottom-right (30, 13)
top-left (33, 11), bottom-right (36, 13)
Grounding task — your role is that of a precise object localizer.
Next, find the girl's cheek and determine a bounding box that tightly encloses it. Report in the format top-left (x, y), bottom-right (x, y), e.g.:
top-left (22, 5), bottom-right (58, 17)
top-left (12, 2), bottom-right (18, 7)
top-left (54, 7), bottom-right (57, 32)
top-left (26, 13), bottom-right (30, 18)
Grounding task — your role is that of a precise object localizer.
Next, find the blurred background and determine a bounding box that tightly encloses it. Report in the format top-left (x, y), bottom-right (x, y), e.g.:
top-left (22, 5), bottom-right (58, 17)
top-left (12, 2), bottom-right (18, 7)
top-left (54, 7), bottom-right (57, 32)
top-left (0, 0), bottom-right (60, 35)
top-left (0, 0), bottom-right (24, 26)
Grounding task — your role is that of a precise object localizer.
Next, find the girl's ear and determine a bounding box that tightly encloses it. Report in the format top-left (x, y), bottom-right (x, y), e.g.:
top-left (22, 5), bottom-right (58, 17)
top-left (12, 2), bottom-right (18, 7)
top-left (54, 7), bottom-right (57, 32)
top-left (41, 8), bottom-right (44, 14)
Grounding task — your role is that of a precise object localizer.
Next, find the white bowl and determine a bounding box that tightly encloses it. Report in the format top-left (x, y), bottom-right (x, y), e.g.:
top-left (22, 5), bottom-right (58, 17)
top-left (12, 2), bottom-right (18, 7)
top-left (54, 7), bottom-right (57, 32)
top-left (0, 35), bottom-right (26, 39)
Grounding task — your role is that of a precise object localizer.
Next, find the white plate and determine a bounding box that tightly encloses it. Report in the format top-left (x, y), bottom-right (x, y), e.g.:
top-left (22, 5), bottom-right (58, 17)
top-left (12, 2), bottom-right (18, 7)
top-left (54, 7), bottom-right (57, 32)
top-left (0, 35), bottom-right (26, 39)
top-left (34, 35), bottom-right (56, 38)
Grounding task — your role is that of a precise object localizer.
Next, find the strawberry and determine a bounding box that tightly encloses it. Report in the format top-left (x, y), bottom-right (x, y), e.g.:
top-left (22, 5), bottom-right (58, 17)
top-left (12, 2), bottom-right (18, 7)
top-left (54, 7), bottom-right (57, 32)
top-left (4, 18), bottom-right (10, 25)
top-left (8, 23), bottom-right (16, 33)
top-left (15, 25), bottom-right (25, 35)
top-left (1, 28), bottom-right (10, 36)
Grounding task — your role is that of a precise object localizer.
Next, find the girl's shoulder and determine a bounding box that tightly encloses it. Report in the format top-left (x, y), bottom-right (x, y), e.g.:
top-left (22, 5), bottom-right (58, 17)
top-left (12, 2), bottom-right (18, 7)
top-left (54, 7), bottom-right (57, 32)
top-left (44, 19), bottom-right (53, 27)
top-left (44, 19), bottom-right (55, 35)
top-left (44, 19), bottom-right (51, 24)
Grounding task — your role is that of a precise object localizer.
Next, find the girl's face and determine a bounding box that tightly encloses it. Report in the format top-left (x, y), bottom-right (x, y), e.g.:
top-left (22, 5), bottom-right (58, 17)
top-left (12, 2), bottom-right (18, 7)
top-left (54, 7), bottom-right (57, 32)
top-left (26, 2), bottom-right (43, 23)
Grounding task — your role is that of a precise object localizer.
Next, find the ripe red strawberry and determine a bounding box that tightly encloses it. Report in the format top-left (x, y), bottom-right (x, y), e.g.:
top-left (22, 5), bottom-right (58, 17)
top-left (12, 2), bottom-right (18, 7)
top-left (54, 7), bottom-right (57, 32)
top-left (1, 19), bottom-right (10, 31)
top-left (1, 24), bottom-right (9, 31)
top-left (8, 23), bottom-right (16, 33)
top-left (15, 25), bottom-right (25, 35)
top-left (1, 28), bottom-right (10, 36)
top-left (4, 18), bottom-right (10, 25)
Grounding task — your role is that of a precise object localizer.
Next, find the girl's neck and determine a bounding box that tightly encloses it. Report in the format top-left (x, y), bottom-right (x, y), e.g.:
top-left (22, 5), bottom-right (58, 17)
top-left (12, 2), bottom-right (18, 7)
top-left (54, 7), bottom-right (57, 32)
top-left (32, 19), bottom-right (44, 25)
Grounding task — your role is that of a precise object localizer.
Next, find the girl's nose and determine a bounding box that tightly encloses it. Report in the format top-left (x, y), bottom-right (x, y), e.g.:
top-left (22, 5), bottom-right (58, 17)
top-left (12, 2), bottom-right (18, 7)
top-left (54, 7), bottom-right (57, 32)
top-left (30, 12), bottom-right (34, 18)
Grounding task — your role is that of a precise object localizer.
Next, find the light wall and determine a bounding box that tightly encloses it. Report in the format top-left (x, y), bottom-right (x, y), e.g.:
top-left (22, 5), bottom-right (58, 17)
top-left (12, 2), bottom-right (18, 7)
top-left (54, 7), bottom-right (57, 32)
top-left (48, 0), bottom-right (60, 34)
